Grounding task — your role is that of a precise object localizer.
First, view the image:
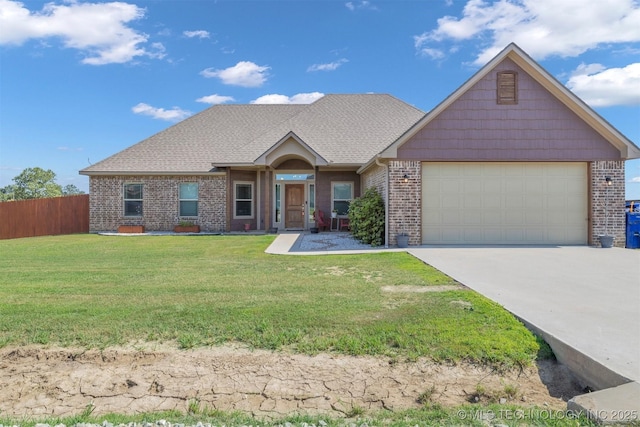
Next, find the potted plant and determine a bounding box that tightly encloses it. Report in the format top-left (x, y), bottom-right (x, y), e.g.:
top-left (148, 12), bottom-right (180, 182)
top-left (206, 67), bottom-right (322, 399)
top-left (174, 220), bottom-right (200, 233)
top-left (331, 209), bottom-right (338, 218)
top-left (118, 225), bottom-right (144, 233)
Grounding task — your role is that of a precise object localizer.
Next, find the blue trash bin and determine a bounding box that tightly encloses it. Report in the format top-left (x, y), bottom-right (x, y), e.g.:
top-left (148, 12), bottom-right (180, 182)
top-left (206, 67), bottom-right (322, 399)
top-left (626, 213), bottom-right (640, 249)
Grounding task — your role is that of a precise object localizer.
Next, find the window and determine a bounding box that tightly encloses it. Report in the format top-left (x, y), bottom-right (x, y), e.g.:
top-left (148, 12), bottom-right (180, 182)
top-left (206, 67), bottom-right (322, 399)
top-left (308, 184), bottom-right (315, 222)
top-left (332, 182), bottom-right (353, 215)
top-left (124, 183), bottom-right (143, 216)
top-left (275, 183), bottom-right (281, 223)
top-left (497, 71), bottom-right (517, 104)
top-left (179, 183), bottom-right (198, 216)
top-left (234, 182), bottom-right (253, 218)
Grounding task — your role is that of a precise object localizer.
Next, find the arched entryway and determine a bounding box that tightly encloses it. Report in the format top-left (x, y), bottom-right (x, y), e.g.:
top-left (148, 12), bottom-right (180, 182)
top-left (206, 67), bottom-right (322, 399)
top-left (272, 160), bottom-right (315, 231)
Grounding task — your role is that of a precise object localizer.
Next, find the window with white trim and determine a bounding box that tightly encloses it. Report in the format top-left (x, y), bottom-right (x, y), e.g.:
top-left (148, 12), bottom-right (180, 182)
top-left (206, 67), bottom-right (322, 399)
top-left (234, 182), bottom-right (253, 218)
top-left (332, 182), bottom-right (353, 215)
top-left (123, 183), bottom-right (143, 216)
top-left (179, 183), bottom-right (198, 217)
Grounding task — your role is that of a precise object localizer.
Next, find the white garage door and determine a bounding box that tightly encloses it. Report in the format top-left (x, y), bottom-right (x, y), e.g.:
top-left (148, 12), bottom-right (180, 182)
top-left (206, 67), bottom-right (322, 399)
top-left (422, 162), bottom-right (588, 245)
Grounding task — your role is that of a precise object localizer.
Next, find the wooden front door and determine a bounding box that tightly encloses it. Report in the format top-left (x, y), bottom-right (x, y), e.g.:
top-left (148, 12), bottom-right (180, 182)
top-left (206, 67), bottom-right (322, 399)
top-left (285, 184), bottom-right (305, 229)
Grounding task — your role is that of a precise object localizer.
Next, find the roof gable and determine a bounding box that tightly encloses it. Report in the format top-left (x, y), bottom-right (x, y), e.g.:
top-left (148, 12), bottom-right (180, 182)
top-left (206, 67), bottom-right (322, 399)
top-left (380, 43), bottom-right (640, 160)
top-left (396, 57), bottom-right (622, 161)
top-left (254, 131), bottom-right (328, 167)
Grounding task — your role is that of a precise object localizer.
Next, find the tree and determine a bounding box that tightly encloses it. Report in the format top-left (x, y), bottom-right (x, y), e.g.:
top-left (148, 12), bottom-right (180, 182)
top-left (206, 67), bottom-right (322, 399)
top-left (0, 168), bottom-right (86, 201)
top-left (0, 185), bottom-right (16, 201)
top-left (11, 167), bottom-right (63, 200)
top-left (62, 184), bottom-right (84, 195)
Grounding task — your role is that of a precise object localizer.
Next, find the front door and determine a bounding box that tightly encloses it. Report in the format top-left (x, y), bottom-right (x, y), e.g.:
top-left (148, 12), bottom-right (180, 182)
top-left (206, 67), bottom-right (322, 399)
top-left (285, 184), bottom-right (305, 229)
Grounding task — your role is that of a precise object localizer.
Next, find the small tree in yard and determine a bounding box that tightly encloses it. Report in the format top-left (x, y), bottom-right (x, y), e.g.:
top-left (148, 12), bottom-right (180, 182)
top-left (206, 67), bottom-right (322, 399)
top-left (348, 187), bottom-right (385, 246)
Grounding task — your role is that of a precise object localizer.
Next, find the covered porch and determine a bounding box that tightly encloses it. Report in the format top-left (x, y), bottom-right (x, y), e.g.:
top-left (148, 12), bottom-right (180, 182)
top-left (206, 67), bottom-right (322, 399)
top-left (225, 133), bottom-right (361, 233)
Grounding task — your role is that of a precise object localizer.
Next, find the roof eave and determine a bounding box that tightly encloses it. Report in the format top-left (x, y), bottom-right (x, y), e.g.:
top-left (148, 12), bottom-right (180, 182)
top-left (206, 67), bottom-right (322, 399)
top-left (79, 170), bottom-right (227, 176)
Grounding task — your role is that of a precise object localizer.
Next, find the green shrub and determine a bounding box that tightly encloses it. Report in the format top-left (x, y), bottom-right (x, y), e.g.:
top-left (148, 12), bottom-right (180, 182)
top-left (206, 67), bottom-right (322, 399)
top-left (348, 187), bottom-right (385, 246)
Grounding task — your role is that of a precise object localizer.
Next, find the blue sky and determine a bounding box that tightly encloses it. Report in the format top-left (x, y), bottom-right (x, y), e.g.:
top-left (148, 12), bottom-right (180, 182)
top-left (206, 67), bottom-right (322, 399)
top-left (1, 0), bottom-right (639, 198)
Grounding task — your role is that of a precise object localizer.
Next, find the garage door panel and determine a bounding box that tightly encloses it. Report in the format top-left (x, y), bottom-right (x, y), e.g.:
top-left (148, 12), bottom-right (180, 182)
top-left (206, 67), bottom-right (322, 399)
top-left (505, 194), bottom-right (524, 208)
top-left (483, 179), bottom-right (502, 193)
top-left (422, 162), bottom-right (587, 245)
top-left (525, 228), bottom-right (545, 242)
top-left (463, 211), bottom-right (482, 225)
top-left (505, 180), bottom-right (523, 193)
top-left (442, 195), bottom-right (462, 209)
top-left (442, 211), bottom-right (461, 225)
top-left (525, 211), bottom-right (544, 225)
top-left (504, 229), bottom-right (525, 242)
top-left (547, 211), bottom-right (568, 225)
top-left (504, 210), bottom-right (525, 225)
top-left (441, 180), bottom-right (461, 193)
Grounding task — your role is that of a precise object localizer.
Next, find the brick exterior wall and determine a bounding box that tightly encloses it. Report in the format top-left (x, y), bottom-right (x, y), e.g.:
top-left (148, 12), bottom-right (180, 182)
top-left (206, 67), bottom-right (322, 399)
top-left (388, 160), bottom-right (421, 246)
top-left (590, 161), bottom-right (625, 247)
top-left (89, 175), bottom-right (226, 232)
top-left (361, 162), bottom-right (387, 201)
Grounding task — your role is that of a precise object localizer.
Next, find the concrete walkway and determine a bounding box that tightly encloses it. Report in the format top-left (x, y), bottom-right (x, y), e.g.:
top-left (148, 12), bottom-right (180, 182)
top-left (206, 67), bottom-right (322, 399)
top-left (266, 234), bottom-right (640, 422)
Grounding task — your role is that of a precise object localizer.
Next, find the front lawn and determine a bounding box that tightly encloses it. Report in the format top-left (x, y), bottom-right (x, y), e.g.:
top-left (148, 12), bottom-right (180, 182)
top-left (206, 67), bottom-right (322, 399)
top-left (0, 234), bottom-right (546, 368)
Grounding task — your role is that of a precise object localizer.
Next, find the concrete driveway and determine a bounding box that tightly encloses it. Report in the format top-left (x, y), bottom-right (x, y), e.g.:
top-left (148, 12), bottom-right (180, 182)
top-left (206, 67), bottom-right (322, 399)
top-left (408, 245), bottom-right (640, 390)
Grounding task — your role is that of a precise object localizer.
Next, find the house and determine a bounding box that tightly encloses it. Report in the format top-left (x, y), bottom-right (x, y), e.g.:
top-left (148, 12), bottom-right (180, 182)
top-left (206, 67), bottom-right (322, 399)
top-left (80, 44), bottom-right (640, 247)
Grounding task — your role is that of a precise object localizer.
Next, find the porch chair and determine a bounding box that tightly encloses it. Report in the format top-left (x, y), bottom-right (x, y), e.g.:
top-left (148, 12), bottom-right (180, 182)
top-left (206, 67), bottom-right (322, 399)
top-left (339, 217), bottom-right (350, 231)
top-left (314, 209), bottom-right (329, 231)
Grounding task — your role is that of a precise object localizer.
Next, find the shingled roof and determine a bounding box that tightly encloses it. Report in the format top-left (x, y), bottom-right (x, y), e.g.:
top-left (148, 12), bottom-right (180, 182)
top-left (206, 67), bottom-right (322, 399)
top-left (81, 94), bottom-right (425, 174)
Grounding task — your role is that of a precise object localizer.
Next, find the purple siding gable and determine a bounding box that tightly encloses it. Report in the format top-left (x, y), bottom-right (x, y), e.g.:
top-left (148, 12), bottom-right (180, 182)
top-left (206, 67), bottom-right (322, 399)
top-left (398, 58), bottom-right (620, 161)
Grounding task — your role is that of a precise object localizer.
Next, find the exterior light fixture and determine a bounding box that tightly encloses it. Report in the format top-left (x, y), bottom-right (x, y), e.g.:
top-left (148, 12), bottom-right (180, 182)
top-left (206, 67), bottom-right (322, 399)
top-left (605, 176), bottom-right (612, 186)
top-left (403, 174), bottom-right (409, 183)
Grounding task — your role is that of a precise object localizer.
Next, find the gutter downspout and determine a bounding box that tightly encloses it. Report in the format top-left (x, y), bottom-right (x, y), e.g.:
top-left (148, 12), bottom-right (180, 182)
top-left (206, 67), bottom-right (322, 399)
top-left (375, 155), bottom-right (389, 248)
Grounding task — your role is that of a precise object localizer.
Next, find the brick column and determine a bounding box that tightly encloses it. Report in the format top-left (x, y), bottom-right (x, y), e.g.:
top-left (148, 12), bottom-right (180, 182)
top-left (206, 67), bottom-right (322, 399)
top-left (591, 161), bottom-right (625, 247)
top-left (388, 161), bottom-right (421, 246)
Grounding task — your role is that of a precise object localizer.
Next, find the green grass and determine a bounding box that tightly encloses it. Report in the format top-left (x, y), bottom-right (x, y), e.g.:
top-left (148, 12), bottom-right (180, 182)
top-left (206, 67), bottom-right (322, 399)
top-left (0, 234), bottom-right (548, 367)
top-left (0, 405), bottom-right (605, 427)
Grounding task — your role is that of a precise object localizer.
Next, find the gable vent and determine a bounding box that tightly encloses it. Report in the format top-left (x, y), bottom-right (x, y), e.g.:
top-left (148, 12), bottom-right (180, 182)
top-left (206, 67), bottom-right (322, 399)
top-left (497, 71), bottom-right (518, 104)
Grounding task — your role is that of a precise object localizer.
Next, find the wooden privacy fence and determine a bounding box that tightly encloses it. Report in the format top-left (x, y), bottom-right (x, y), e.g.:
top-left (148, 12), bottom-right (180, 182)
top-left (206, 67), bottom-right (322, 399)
top-left (0, 194), bottom-right (89, 239)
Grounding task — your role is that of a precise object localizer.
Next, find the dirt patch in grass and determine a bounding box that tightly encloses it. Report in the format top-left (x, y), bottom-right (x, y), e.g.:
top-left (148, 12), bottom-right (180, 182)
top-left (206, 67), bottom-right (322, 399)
top-left (1, 345), bottom-right (583, 418)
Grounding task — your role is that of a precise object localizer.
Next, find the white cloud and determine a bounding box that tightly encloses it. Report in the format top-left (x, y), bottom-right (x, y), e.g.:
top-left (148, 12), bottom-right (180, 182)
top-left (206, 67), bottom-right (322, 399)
top-left (345, 1), bottom-right (378, 11)
top-left (630, 177), bottom-right (640, 183)
top-left (414, 0), bottom-right (640, 65)
top-left (567, 63), bottom-right (640, 107)
top-left (251, 92), bottom-right (325, 104)
top-left (132, 103), bottom-right (191, 121)
top-left (414, 46), bottom-right (445, 60)
top-left (184, 30), bottom-right (210, 39)
top-left (196, 94), bottom-right (235, 105)
top-left (200, 61), bottom-right (269, 87)
top-left (307, 58), bottom-right (348, 72)
top-left (0, 0), bottom-right (158, 65)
